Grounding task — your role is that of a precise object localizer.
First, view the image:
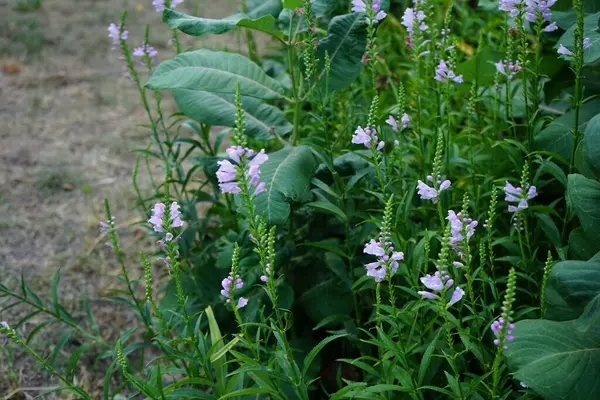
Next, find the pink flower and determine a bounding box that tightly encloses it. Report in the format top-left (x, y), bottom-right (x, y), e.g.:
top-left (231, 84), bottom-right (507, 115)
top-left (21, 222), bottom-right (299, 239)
top-left (148, 203), bottom-right (166, 232)
top-left (448, 287), bottom-right (465, 306)
top-left (351, 0), bottom-right (366, 12)
top-left (352, 126), bottom-right (372, 147)
top-left (216, 160), bottom-right (237, 183)
top-left (401, 113), bottom-right (410, 128)
top-left (1, 321), bottom-right (8, 346)
top-left (557, 44), bottom-right (572, 55)
top-left (364, 239), bottom-right (385, 256)
top-left (386, 115), bottom-right (398, 131)
top-left (418, 291), bottom-right (439, 300)
top-left (237, 297), bottom-right (248, 308)
top-left (107, 23), bottom-right (128, 46)
top-left (417, 180), bottom-right (438, 202)
top-left (544, 22), bottom-right (557, 32)
top-left (420, 273), bottom-right (444, 291)
top-left (170, 202), bottom-right (184, 228)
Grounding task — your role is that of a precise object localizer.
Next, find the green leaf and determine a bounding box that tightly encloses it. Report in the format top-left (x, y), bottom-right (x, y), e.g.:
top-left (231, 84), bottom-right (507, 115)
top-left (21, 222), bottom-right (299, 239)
top-left (283, 0), bottom-right (303, 9)
top-left (173, 90), bottom-right (291, 140)
top-left (301, 334), bottom-right (347, 378)
top-left (536, 99), bottom-right (600, 160)
top-left (255, 146), bottom-right (318, 225)
top-left (237, 15), bottom-right (285, 40)
top-left (305, 200), bottom-right (347, 222)
top-left (506, 294), bottom-right (600, 400)
top-left (316, 13), bottom-right (367, 92)
top-left (163, 9), bottom-right (240, 36)
top-left (146, 49), bottom-right (285, 100)
top-left (164, 9), bottom-right (285, 40)
top-left (246, 0), bottom-right (282, 19)
top-left (557, 12), bottom-right (600, 64)
top-left (569, 227), bottom-right (600, 261)
top-left (455, 48), bottom-right (503, 85)
top-left (536, 214), bottom-right (561, 248)
top-left (584, 113), bottom-right (600, 173)
top-left (567, 174), bottom-right (600, 242)
top-left (546, 259), bottom-right (600, 320)
top-left (205, 306), bottom-right (227, 395)
top-left (48, 329), bottom-right (73, 367)
top-left (51, 267), bottom-right (61, 314)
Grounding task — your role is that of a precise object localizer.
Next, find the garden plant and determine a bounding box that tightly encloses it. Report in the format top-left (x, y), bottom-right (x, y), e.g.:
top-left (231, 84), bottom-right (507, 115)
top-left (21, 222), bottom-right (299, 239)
top-left (2, 0), bottom-right (600, 398)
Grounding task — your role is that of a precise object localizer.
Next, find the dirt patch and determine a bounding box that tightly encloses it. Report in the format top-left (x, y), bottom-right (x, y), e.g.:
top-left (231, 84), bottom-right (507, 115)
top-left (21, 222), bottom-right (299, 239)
top-left (0, 0), bottom-right (240, 397)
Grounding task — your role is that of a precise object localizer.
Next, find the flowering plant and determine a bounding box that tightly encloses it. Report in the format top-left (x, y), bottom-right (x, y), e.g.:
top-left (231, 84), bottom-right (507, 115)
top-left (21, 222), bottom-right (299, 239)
top-left (2, 0), bottom-right (600, 398)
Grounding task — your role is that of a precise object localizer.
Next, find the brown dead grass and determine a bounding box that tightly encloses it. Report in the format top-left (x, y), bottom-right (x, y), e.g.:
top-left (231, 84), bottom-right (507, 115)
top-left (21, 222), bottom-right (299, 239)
top-left (0, 0), bottom-right (240, 397)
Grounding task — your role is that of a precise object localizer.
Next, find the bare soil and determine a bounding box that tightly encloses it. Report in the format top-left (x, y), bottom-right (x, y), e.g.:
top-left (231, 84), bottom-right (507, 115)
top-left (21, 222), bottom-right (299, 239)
top-left (0, 0), bottom-right (238, 397)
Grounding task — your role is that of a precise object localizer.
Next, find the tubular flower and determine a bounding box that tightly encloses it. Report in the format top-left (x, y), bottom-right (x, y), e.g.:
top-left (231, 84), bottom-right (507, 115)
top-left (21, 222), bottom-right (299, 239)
top-left (363, 239), bottom-right (404, 283)
top-left (504, 181), bottom-right (537, 213)
top-left (216, 146), bottom-right (268, 195)
top-left (417, 174), bottom-right (451, 204)
top-left (435, 59), bottom-right (463, 83)
top-left (447, 210), bottom-right (478, 256)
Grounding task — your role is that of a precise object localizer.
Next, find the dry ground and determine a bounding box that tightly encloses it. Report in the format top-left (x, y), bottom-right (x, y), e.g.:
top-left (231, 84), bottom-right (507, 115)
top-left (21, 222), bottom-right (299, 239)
top-left (0, 0), bottom-right (240, 397)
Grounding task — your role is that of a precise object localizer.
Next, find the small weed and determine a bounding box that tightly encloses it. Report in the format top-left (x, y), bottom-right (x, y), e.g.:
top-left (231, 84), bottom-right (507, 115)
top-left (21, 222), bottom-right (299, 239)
top-left (33, 167), bottom-right (81, 195)
top-left (14, 0), bottom-right (41, 12)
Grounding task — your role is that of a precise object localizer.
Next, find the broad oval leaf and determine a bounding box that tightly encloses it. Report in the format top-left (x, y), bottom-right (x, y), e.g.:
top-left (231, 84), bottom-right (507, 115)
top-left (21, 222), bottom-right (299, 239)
top-left (164, 9), bottom-right (285, 40)
top-left (146, 49), bottom-right (285, 100)
top-left (584, 113), bottom-right (600, 172)
top-left (536, 99), bottom-right (600, 160)
top-left (316, 13), bottom-right (367, 92)
top-left (173, 89), bottom-right (291, 140)
top-left (545, 259), bottom-right (600, 320)
top-left (506, 295), bottom-right (600, 400)
top-left (255, 146), bottom-right (318, 225)
top-left (566, 174), bottom-right (600, 242)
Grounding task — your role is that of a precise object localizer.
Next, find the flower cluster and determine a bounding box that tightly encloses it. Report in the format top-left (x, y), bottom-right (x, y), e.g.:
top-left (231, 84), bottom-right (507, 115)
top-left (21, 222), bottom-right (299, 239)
top-left (524, 0), bottom-right (557, 27)
top-left (417, 174), bottom-right (451, 204)
top-left (352, 126), bottom-right (385, 150)
top-left (504, 181), bottom-right (537, 213)
top-left (385, 113), bottom-right (410, 132)
top-left (495, 59), bottom-right (522, 80)
top-left (221, 273), bottom-right (248, 308)
top-left (216, 146), bottom-right (268, 195)
top-left (363, 239), bottom-right (404, 282)
top-left (133, 44), bottom-right (158, 61)
top-left (498, 0), bottom-right (520, 17)
top-left (434, 59), bottom-right (463, 83)
top-left (491, 317), bottom-right (515, 349)
top-left (557, 38), bottom-right (591, 56)
top-left (352, 0), bottom-right (387, 24)
top-left (447, 210), bottom-right (478, 256)
top-left (107, 23), bottom-right (128, 47)
top-left (153, 0), bottom-right (184, 12)
top-left (1, 321), bottom-right (8, 346)
top-left (401, 8), bottom-right (427, 40)
top-left (148, 202), bottom-right (184, 233)
top-left (418, 272), bottom-right (465, 306)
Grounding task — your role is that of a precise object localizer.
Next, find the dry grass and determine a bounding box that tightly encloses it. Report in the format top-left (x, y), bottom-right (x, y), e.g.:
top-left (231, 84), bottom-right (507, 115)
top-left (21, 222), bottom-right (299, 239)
top-left (0, 0), bottom-right (241, 397)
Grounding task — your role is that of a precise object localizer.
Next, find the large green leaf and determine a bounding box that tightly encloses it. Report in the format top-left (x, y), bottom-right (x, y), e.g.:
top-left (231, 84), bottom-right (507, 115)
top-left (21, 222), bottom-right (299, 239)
top-left (506, 295), bottom-right (600, 400)
top-left (146, 49), bottom-right (285, 100)
top-left (584, 113), bottom-right (600, 173)
top-left (569, 227), bottom-right (600, 261)
top-left (567, 174), bottom-right (600, 242)
top-left (246, 0), bottom-right (282, 19)
top-left (255, 146), bottom-right (318, 225)
top-left (536, 99), bottom-right (600, 160)
top-left (173, 90), bottom-right (291, 140)
top-left (163, 9), bottom-right (285, 40)
top-left (545, 259), bottom-right (600, 320)
top-left (315, 13), bottom-right (367, 92)
top-left (557, 12), bottom-right (600, 64)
